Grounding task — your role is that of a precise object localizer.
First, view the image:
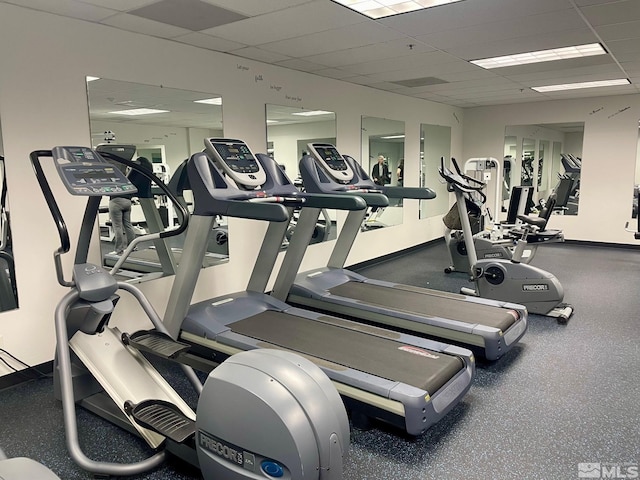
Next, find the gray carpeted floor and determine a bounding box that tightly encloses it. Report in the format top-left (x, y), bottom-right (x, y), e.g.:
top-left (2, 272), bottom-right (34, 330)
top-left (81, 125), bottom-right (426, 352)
top-left (1, 240), bottom-right (638, 479)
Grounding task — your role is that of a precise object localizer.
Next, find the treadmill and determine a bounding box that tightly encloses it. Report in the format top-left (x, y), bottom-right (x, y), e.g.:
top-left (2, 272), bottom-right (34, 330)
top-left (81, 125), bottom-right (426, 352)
top-left (270, 143), bottom-right (527, 361)
top-left (162, 138), bottom-right (475, 436)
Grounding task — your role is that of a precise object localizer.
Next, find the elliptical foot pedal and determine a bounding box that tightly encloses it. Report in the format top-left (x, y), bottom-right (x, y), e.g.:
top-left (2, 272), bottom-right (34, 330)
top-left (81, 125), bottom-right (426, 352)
top-left (553, 304), bottom-right (574, 325)
top-left (122, 330), bottom-right (191, 359)
top-left (125, 399), bottom-right (195, 444)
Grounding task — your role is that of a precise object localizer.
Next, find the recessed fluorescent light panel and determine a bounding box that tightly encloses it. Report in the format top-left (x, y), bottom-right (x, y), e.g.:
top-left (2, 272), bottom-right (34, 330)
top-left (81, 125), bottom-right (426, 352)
top-left (109, 108), bottom-right (170, 115)
top-left (380, 134), bottom-right (405, 139)
top-left (333, 0), bottom-right (464, 19)
top-left (291, 110), bottom-right (334, 117)
top-left (471, 43), bottom-right (606, 69)
top-left (266, 120), bottom-right (279, 124)
top-left (532, 78), bottom-right (630, 92)
top-left (86, 76), bottom-right (100, 82)
top-left (194, 97), bottom-right (222, 105)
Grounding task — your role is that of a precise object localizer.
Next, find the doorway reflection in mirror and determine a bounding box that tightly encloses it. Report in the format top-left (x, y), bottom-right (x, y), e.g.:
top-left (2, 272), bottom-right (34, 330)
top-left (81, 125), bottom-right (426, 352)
top-left (420, 124), bottom-right (451, 219)
top-left (361, 116), bottom-right (405, 229)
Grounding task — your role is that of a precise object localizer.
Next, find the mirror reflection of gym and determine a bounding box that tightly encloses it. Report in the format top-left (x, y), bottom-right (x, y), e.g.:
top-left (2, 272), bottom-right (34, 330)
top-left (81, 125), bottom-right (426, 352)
top-left (503, 123), bottom-right (584, 219)
top-left (85, 77), bottom-right (227, 282)
top-left (420, 123), bottom-right (451, 219)
top-left (265, 104), bottom-right (338, 246)
top-left (0, 123), bottom-right (18, 312)
top-left (630, 121), bottom-right (640, 234)
top-left (361, 116), bottom-right (405, 230)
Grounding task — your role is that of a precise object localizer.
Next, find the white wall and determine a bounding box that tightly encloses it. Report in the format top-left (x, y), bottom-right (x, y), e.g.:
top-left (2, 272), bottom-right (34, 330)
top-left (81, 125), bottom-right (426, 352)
top-left (463, 95), bottom-right (640, 243)
top-left (0, 4), bottom-right (463, 376)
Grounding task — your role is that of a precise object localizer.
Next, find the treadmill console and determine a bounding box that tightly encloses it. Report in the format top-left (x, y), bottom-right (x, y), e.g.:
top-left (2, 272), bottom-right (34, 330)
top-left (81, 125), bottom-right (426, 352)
top-left (52, 146), bottom-right (136, 197)
top-left (306, 143), bottom-right (354, 183)
top-left (204, 138), bottom-right (266, 188)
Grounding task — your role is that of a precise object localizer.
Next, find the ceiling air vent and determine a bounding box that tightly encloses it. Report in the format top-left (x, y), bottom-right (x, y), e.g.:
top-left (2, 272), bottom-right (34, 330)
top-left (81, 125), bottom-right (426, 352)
top-left (391, 77), bottom-right (449, 88)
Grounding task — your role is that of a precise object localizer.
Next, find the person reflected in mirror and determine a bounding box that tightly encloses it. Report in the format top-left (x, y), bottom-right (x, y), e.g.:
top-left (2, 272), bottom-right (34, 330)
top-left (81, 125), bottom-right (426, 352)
top-left (372, 155), bottom-right (390, 186)
top-left (396, 158), bottom-right (404, 186)
top-left (108, 175), bottom-right (137, 255)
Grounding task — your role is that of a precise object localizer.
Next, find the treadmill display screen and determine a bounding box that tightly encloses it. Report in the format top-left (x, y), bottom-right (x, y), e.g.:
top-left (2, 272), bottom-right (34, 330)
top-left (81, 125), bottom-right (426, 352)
top-left (314, 145), bottom-right (347, 171)
top-left (213, 142), bottom-right (259, 174)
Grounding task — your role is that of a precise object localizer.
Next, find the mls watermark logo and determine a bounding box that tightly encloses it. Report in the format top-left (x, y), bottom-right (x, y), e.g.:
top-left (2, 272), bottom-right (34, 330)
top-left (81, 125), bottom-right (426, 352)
top-left (578, 462), bottom-right (638, 479)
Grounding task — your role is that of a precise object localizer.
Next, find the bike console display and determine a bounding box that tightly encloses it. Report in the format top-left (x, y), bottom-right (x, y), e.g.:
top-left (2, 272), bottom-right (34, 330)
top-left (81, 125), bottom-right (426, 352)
top-left (204, 138), bottom-right (266, 188)
top-left (52, 146), bottom-right (136, 197)
top-left (307, 143), bottom-right (354, 183)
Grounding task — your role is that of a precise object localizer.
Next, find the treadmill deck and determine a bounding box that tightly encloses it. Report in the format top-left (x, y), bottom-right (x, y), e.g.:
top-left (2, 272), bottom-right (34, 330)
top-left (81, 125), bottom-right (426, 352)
top-left (329, 281), bottom-right (518, 331)
top-left (232, 310), bottom-right (463, 395)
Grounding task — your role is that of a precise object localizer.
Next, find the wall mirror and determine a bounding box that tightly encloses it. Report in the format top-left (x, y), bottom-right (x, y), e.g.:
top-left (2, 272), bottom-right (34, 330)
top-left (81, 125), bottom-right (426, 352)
top-left (420, 123), bottom-right (451, 219)
top-left (86, 77), bottom-right (226, 282)
top-left (503, 123), bottom-right (584, 219)
top-left (631, 122), bottom-right (640, 232)
top-left (265, 104), bottom-right (337, 247)
top-left (361, 116), bottom-right (405, 229)
top-left (0, 123), bottom-right (18, 311)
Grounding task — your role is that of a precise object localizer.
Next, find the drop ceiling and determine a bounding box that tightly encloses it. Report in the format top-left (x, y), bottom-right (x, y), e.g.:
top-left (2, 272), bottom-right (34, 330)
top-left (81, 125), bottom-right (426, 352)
top-left (2, 0), bottom-right (639, 107)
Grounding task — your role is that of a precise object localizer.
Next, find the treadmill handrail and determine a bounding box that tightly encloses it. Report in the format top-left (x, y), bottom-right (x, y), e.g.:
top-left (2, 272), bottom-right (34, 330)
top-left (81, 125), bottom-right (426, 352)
top-left (383, 185), bottom-right (436, 200)
top-left (300, 193), bottom-right (367, 211)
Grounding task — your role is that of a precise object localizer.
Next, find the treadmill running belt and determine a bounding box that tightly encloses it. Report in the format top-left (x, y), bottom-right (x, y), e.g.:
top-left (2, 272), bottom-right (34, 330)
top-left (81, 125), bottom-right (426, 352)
top-left (232, 311), bottom-right (463, 395)
top-left (329, 281), bottom-right (517, 331)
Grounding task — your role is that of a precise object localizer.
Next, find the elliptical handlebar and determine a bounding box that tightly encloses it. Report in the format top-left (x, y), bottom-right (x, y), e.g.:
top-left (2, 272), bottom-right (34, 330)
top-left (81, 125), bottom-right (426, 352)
top-left (30, 150), bottom-right (73, 287)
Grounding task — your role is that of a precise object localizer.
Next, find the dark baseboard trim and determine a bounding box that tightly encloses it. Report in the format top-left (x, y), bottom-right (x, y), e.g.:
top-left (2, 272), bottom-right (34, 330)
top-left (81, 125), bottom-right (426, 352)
top-left (349, 237), bottom-right (444, 271)
top-left (0, 360), bottom-right (53, 391)
top-left (564, 239), bottom-right (640, 250)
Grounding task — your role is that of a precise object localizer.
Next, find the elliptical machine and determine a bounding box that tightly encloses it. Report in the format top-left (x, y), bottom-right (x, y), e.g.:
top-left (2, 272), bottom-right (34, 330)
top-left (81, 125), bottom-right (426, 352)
top-left (31, 146), bottom-right (349, 479)
top-left (439, 157), bottom-right (573, 324)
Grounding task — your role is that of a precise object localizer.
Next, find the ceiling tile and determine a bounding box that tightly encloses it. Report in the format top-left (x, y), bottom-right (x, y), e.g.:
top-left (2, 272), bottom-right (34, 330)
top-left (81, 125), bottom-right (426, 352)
top-left (100, 12), bottom-right (191, 38)
top-left (580, 0), bottom-right (640, 26)
top-left (595, 20), bottom-right (640, 41)
top-left (200, 0), bottom-right (313, 16)
top-left (76, 0), bottom-right (158, 11)
top-left (612, 51), bottom-right (640, 63)
top-left (312, 68), bottom-right (358, 80)
top-left (173, 32), bottom-right (247, 51)
top-left (228, 46), bottom-right (292, 63)
top-left (574, 0), bottom-right (624, 5)
top-left (3, 0), bottom-right (117, 21)
top-left (128, 0), bottom-right (247, 31)
top-left (339, 50), bottom-right (459, 76)
top-left (200, 1), bottom-right (364, 46)
top-left (304, 39), bottom-right (435, 69)
top-left (607, 38), bottom-right (640, 55)
top-left (259, 22), bottom-right (404, 58)
top-left (416, 9), bottom-right (585, 53)
top-left (275, 58), bottom-right (326, 72)
top-left (620, 61), bottom-right (640, 73)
